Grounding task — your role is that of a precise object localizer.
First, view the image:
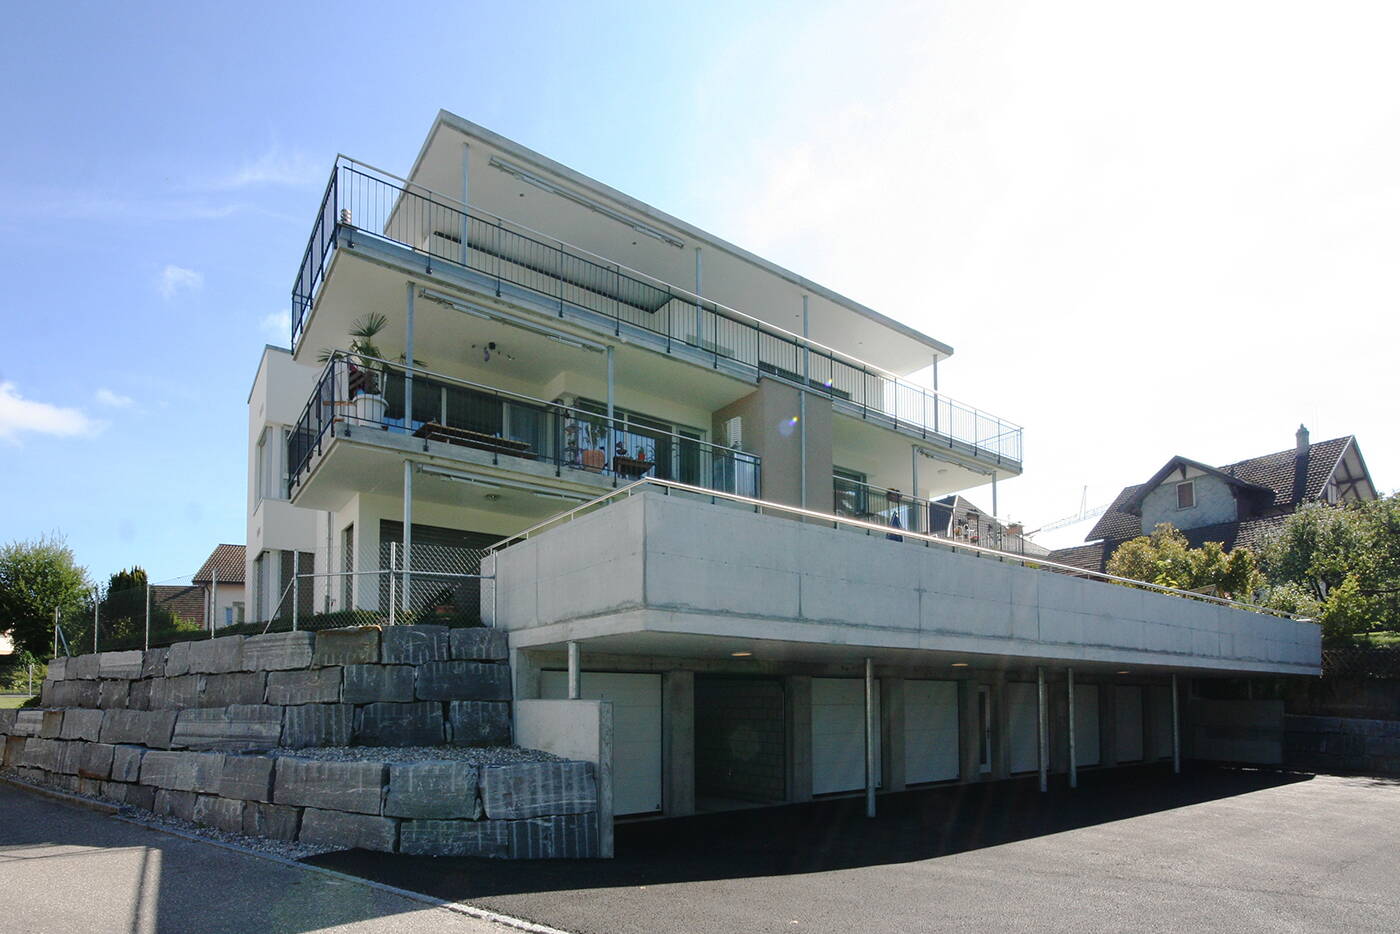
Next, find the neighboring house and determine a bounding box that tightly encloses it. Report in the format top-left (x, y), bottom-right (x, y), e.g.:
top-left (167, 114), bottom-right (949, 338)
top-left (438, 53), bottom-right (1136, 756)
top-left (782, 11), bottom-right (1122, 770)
top-left (0, 633), bottom-right (12, 655)
top-left (1051, 427), bottom-right (1377, 574)
top-left (192, 544), bottom-right (247, 629)
top-left (150, 584), bottom-right (205, 627)
top-left (250, 111), bottom-right (1319, 822)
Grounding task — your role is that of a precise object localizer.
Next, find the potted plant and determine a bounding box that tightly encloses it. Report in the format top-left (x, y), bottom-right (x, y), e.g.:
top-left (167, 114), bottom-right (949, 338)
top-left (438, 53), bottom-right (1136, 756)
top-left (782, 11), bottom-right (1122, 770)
top-left (320, 312), bottom-right (390, 427)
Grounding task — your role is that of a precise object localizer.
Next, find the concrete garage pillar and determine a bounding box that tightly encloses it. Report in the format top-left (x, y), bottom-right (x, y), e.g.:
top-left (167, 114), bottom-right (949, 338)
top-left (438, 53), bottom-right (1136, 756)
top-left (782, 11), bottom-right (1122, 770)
top-left (511, 649), bottom-right (540, 701)
top-left (662, 670), bottom-right (695, 817)
top-left (991, 676), bottom-right (1011, 781)
top-left (880, 678), bottom-right (906, 794)
top-left (957, 680), bottom-right (980, 783)
top-left (785, 675), bottom-right (813, 802)
top-left (1099, 681), bottom-right (1119, 769)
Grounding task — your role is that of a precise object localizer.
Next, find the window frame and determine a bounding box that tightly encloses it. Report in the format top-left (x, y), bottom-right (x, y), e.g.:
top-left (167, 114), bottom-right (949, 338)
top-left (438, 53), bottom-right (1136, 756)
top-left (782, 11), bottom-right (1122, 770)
top-left (1176, 480), bottom-right (1195, 510)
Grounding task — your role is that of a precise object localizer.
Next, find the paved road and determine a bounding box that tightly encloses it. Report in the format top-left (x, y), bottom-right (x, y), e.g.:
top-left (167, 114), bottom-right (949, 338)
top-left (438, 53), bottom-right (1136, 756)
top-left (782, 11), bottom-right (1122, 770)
top-left (0, 784), bottom-right (512, 934)
top-left (315, 765), bottom-right (1400, 934)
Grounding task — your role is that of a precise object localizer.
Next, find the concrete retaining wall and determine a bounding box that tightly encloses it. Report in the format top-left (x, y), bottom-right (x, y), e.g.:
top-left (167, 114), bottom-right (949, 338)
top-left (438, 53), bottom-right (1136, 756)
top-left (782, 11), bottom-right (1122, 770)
top-left (1284, 715), bottom-right (1400, 775)
top-left (0, 626), bottom-right (601, 858)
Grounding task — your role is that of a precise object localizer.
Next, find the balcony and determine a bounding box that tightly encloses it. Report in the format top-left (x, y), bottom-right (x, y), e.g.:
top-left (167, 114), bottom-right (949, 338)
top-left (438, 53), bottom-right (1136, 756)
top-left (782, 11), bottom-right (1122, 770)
top-left (287, 352), bottom-right (761, 501)
top-left (291, 159), bottom-right (1023, 472)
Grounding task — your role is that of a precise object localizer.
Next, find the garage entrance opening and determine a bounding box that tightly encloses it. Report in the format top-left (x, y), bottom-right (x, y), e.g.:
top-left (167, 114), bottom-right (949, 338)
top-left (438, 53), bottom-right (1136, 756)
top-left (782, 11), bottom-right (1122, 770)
top-left (694, 675), bottom-right (786, 812)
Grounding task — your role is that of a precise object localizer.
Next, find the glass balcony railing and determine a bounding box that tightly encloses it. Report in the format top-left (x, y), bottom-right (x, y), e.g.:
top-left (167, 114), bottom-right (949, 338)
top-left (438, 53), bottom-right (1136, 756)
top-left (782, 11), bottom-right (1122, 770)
top-left (291, 158), bottom-right (1023, 469)
top-left (287, 352), bottom-right (761, 499)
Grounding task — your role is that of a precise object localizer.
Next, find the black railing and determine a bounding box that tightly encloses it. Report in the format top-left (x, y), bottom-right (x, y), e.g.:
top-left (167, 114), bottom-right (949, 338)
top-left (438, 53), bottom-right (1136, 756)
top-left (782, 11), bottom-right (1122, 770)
top-left (288, 353), bottom-right (761, 499)
top-left (290, 159), bottom-right (1023, 467)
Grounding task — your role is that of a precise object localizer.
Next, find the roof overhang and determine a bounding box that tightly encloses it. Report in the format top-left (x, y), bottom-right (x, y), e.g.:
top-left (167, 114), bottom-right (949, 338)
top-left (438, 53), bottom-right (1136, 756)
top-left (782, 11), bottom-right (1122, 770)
top-left (400, 110), bottom-right (954, 376)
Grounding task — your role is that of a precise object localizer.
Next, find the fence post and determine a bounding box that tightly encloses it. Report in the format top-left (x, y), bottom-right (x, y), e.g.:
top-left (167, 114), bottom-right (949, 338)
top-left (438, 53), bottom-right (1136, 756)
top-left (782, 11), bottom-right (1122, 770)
top-left (53, 607), bottom-right (58, 658)
top-left (292, 551), bottom-right (300, 632)
top-left (145, 583), bottom-right (151, 651)
top-left (210, 569), bottom-right (218, 638)
top-left (93, 588), bottom-right (99, 655)
top-left (388, 542), bottom-right (398, 627)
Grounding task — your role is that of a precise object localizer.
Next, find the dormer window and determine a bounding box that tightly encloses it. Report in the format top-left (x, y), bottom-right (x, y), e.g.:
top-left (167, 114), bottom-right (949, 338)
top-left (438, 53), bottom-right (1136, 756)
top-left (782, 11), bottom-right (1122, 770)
top-left (1176, 480), bottom-right (1195, 509)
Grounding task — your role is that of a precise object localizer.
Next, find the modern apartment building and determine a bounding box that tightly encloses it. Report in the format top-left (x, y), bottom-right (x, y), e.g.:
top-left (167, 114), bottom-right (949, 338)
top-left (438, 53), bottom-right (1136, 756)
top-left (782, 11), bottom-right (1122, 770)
top-left (249, 112), bottom-right (1319, 824)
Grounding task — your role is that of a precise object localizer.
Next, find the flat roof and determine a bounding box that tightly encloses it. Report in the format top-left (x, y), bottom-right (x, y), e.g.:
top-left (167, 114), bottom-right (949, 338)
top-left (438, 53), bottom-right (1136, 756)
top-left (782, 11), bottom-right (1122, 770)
top-left (400, 111), bottom-right (953, 375)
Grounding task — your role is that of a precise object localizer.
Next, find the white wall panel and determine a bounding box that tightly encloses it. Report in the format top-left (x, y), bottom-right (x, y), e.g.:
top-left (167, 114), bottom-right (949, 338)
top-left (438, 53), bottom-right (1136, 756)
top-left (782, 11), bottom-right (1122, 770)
top-left (904, 680), bottom-right (959, 784)
top-left (1007, 682), bottom-right (1040, 774)
top-left (812, 678), bottom-right (880, 795)
top-left (542, 671), bottom-right (662, 815)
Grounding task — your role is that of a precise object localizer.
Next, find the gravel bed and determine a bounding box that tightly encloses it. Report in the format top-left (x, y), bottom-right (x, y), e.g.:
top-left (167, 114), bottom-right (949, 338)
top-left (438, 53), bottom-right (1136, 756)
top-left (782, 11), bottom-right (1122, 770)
top-left (270, 744), bottom-right (562, 765)
top-left (0, 768), bottom-right (334, 860)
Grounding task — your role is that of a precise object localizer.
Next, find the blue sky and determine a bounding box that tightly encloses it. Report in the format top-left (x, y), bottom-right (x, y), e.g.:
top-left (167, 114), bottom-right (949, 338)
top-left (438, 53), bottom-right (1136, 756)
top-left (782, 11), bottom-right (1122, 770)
top-left (2, 0), bottom-right (1397, 581)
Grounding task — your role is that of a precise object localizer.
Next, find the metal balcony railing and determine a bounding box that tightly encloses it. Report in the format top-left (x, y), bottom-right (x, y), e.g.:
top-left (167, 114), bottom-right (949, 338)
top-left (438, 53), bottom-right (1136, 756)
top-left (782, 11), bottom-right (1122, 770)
top-left (290, 158), bottom-right (1024, 468)
top-left (286, 352), bottom-right (761, 499)
top-left (832, 475), bottom-right (1030, 554)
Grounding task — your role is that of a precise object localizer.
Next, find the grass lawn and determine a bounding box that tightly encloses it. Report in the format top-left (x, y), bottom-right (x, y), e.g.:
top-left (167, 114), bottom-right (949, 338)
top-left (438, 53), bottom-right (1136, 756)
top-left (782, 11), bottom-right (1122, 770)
top-left (1352, 631), bottom-right (1400, 648)
top-left (0, 695), bottom-right (34, 709)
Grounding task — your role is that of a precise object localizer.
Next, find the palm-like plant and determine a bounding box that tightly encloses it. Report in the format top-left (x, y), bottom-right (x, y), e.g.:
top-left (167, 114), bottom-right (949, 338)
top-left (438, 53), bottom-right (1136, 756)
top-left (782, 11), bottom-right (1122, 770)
top-left (319, 312), bottom-right (389, 395)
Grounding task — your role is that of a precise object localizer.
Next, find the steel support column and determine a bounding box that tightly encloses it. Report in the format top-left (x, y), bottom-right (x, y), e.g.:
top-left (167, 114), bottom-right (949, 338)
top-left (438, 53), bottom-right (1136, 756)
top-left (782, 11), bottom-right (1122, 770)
top-left (402, 461), bottom-right (413, 613)
top-left (568, 641), bottom-right (581, 700)
top-left (606, 346), bottom-right (615, 480)
top-left (800, 295), bottom-right (809, 508)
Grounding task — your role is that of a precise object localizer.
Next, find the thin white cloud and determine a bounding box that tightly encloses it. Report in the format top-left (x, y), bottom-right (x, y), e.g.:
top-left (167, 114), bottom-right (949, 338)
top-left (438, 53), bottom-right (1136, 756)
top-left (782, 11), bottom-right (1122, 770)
top-left (158, 265), bottom-right (203, 299)
top-left (95, 388), bottom-right (134, 408)
top-left (260, 310), bottom-right (292, 340)
top-left (0, 382), bottom-right (102, 443)
top-left (216, 145), bottom-right (320, 189)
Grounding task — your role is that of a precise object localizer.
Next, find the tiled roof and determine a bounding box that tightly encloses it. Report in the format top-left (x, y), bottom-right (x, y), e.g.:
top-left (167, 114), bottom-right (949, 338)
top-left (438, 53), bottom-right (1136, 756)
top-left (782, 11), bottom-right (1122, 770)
top-left (193, 544), bottom-right (246, 585)
top-left (1048, 542), bottom-right (1106, 573)
top-left (151, 585), bottom-right (205, 625)
top-left (1086, 437), bottom-right (1353, 544)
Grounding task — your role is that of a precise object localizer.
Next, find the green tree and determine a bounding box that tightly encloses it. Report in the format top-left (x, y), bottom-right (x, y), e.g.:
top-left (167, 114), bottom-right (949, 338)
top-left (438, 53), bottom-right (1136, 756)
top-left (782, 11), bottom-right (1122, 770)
top-left (1107, 523), bottom-right (1264, 600)
top-left (1260, 495), bottom-right (1400, 645)
top-left (0, 535), bottom-right (90, 657)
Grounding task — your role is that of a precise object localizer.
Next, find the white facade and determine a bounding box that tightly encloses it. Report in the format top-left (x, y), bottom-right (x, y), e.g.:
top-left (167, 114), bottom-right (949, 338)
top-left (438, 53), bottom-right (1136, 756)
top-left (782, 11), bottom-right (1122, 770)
top-left (246, 346), bottom-right (321, 621)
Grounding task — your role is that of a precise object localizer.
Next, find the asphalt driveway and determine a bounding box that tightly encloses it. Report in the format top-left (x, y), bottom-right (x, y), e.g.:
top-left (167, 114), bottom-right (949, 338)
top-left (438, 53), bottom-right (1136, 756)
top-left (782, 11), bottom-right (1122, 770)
top-left (313, 764), bottom-right (1400, 934)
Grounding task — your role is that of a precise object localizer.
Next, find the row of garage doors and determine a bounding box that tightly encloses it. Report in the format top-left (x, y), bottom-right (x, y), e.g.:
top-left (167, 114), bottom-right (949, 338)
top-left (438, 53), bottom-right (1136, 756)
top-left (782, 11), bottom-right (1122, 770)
top-left (544, 673), bottom-right (1171, 816)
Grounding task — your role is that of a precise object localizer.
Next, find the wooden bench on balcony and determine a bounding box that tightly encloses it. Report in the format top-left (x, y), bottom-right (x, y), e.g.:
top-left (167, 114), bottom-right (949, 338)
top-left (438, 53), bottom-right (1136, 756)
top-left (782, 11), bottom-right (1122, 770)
top-left (412, 422), bottom-right (535, 459)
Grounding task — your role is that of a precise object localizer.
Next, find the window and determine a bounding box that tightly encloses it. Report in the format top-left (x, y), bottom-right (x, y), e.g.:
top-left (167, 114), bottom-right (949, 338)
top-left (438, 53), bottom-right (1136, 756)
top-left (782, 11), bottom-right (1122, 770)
top-left (256, 427), bottom-right (289, 503)
top-left (1176, 481), bottom-right (1195, 509)
top-left (233, 602), bottom-right (245, 625)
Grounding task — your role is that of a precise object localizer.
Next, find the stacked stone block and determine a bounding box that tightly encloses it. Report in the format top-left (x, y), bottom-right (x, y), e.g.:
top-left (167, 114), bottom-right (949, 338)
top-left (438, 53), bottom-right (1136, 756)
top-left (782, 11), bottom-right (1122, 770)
top-left (0, 626), bottom-right (599, 858)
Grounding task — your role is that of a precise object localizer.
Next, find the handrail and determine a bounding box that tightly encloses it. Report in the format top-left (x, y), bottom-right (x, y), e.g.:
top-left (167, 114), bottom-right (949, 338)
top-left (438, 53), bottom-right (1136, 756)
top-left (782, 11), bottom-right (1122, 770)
top-left (290, 157), bottom-right (1024, 466)
top-left (487, 478), bottom-right (1314, 622)
top-left (287, 353), bottom-right (760, 499)
top-left (323, 350), bottom-right (753, 457)
top-left (328, 156), bottom-right (979, 401)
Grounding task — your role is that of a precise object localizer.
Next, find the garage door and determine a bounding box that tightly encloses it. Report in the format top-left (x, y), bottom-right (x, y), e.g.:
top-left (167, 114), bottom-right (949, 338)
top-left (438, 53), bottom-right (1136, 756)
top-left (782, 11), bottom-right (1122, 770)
top-left (1007, 682), bottom-right (1040, 774)
top-left (812, 678), bottom-right (880, 795)
top-left (1073, 683), bottom-right (1100, 767)
top-left (540, 671), bottom-right (662, 815)
top-left (904, 680), bottom-right (959, 784)
top-left (1115, 685), bottom-right (1144, 762)
top-left (1149, 684), bottom-right (1174, 760)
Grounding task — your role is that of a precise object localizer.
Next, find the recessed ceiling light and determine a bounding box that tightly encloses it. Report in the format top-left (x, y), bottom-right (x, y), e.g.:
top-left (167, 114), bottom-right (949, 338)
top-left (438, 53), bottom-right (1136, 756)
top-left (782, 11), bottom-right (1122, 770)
top-left (1116, 670), bottom-right (1130, 675)
top-left (951, 662), bottom-right (969, 667)
top-left (731, 651), bottom-right (752, 657)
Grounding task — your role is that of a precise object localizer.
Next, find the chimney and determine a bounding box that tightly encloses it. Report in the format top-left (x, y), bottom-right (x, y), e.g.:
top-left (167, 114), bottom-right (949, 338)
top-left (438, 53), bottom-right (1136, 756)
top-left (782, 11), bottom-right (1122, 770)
top-left (1296, 424), bottom-right (1310, 455)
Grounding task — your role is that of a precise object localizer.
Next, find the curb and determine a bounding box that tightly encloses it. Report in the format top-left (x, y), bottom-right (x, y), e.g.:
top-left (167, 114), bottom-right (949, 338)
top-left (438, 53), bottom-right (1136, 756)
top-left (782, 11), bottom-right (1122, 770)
top-left (2, 773), bottom-right (574, 934)
top-left (0, 775), bottom-right (121, 816)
